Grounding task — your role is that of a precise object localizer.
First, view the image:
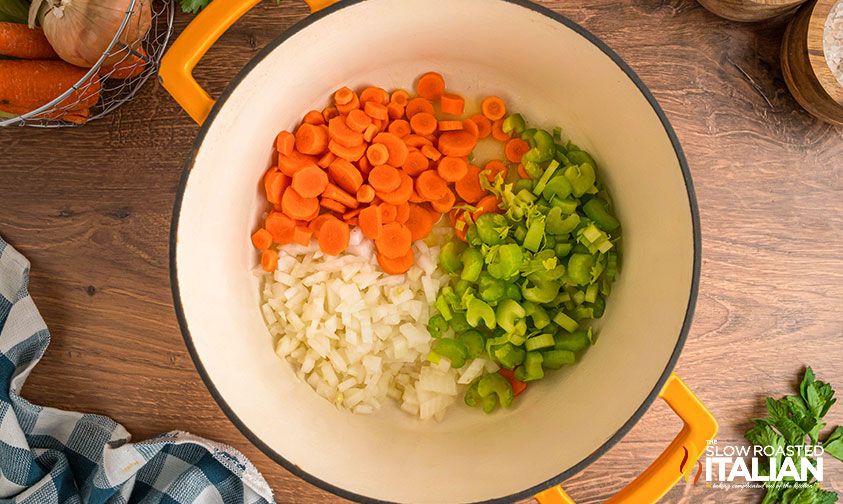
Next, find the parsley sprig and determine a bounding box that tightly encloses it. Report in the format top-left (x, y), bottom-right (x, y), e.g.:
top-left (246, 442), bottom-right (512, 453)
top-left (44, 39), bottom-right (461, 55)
top-left (745, 367), bottom-right (843, 504)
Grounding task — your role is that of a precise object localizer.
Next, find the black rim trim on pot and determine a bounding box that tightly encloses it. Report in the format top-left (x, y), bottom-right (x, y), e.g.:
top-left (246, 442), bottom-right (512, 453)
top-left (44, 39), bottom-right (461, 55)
top-left (169, 0), bottom-right (701, 502)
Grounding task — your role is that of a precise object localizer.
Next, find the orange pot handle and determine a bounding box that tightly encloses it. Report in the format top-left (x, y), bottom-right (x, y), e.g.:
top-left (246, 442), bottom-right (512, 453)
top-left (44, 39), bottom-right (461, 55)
top-left (159, 0), bottom-right (338, 125)
top-left (535, 374), bottom-right (718, 504)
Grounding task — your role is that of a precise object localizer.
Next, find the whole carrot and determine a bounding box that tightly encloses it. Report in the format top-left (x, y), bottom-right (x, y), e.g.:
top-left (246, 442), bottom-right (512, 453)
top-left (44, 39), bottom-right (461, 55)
top-left (0, 22), bottom-right (58, 59)
top-left (0, 60), bottom-right (100, 112)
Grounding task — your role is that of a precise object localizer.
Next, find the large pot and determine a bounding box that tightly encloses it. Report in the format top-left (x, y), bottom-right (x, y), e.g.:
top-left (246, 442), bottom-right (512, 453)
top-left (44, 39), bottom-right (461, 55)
top-left (160, 0), bottom-right (717, 502)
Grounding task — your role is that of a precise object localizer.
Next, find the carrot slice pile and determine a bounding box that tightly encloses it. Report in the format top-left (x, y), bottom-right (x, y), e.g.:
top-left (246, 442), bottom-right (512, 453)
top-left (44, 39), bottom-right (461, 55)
top-left (253, 71), bottom-right (512, 274)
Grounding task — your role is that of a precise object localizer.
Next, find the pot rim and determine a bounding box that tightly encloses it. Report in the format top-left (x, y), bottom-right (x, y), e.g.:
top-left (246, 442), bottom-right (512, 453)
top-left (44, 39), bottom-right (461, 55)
top-left (168, 1), bottom-right (701, 502)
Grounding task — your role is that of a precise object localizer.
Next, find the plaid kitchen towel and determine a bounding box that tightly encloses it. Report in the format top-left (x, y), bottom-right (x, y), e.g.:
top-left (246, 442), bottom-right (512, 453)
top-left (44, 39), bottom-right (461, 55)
top-left (0, 236), bottom-right (275, 504)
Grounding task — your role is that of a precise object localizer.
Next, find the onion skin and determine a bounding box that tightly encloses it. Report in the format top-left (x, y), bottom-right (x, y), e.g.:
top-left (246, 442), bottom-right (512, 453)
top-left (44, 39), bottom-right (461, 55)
top-left (36, 0), bottom-right (151, 68)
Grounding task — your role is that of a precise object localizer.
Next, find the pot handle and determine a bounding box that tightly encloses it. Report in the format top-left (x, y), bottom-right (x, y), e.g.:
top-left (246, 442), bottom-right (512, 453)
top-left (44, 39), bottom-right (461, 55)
top-left (159, 0), bottom-right (338, 125)
top-left (535, 374), bottom-right (718, 504)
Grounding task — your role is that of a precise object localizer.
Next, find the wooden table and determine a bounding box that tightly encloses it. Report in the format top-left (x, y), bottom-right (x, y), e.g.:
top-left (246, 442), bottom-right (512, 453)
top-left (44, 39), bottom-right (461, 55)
top-left (1, 1), bottom-right (841, 502)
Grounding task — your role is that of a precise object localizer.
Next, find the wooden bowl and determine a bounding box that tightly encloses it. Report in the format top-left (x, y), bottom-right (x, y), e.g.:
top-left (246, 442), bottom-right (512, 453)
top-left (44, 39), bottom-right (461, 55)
top-left (782, 0), bottom-right (843, 125)
top-left (697, 0), bottom-right (808, 22)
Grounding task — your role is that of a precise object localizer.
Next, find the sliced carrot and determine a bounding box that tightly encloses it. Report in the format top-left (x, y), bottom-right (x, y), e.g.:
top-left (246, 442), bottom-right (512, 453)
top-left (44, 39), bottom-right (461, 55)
top-left (377, 248), bottom-right (414, 275)
top-left (357, 155), bottom-right (372, 177)
top-left (364, 100), bottom-right (389, 121)
top-left (346, 108), bottom-right (372, 133)
top-left (462, 118), bottom-right (480, 138)
top-left (323, 106), bottom-right (339, 122)
top-left (356, 184), bottom-right (376, 203)
top-left (424, 204), bottom-right (443, 224)
top-left (454, 164), bottom-right (486, 203)
top-left (318, 218), bottom-right (350, 256)
top-left (415, 170), bottom-right (448, 201)
top-left (377, 172), bottom-right (413, 205)
top-left (295, 123), bottom-right (329, 155)
top-left (483, 160), bottom-right (507, 182)
top-left (390, 89), bottom-right (410, 106)
top-left (388, 119), bottom-right (411, 138)
top-left (320, 197), bottom-right (346, 213)
top-left (437, 156), bottom-right (468, 182)
top-left (304, 205), bottom-right (320, 221)
top-left (261, 249), bottom-right (278, 272)
top-left (277, 155), bottom-right (314, 176)
top-left (323, 183), bottom-right (359, 209)
top-left (408, 187), bottom-right (424, 203)
top-left (470, 115), bottom-right (492, 139)
top-left (343, 208), bottom-right (362, 221)
top-left (328, 116), bottom-right (363, 148)
top-left (395, 201), bottom-right (410, 224)
top-left (517, 163), bottom-right (531, 179)
top-left (450, 209), bottom-right (468, 241)
top-left (386, 102), bottom-right (405, 120)
top-left (303, 110), bottom-right (325, 125)
top-left (409, 112), bottom-right (437, 136)
top-left (275, 130), bottom-right (295, 156)
top-left (291, 165), bottom-right (328, 198)
top-left (405, 204), bottom-right (434, 241)
top-left (431, 188), bottom-right (456, 213)
top-left (328, 158), bottom-right (364, 194)
top-left (405, 97), bottom-right (435, 120)
top-left (251, 228), bottom-right (273, 250)
top-left (505, 138), bottom-right (530, 163)
top-left (281, 187), bottom-right (321, 220)
top-left (336, 92), bottom-right (360, 114)
top-left (481, 96), bottom-right (506, 121)
top-left (438, 120), bottom-right (463, 132)
top-left (402, 150), bottom-right (429, 176)
top-left (334, 86), bottom-right (354, 106)
top-left (372, 132), bottom-right (409, 167)
top-left (293, 226), bottom-right (312, 246)
top-left (440, 93), bottom-right (465, 115)
top-left (265, 170), bottom-right (290, 205)
top-left (308, 213), bottom-right (335, 239)
top-left (438, 130), bottom-right (477, 157)
top-left (366, 143), bottom-right (390, 166)
top-left (498, 368), bottom-right (527, 397)
top-left (328, 140), bottom-right (367, 162)
top-left (265, 210), bottom-right (295, 241)
top-left (473, 194), bottom-right (502, 219)
top-left (421, 144), bottom-right (442, 161)
top-left (491, 119), bottom-right (510, 142)
top-left (359, 205), bottom-right (383, 240)
top-left (318, 151), bottom-right (336, 169)
top-left (416, 72), bottom-right (445, 101)
top-left (360, 86), bottom-right (389, 105)
top-left (379, 202), bottom-right (398, 224)
top-left (376, 222), bottom-right (412, 259)
top-left (362, 124), bottom-right (379, 143)
top-left (368, 164), bottom-right (401, 192)
top-left (404, 134), bottom-right (433, 149)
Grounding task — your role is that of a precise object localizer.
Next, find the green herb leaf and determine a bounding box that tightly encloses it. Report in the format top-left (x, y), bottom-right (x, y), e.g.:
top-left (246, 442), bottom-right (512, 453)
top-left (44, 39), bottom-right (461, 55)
top-left (824, 426), bottom-right (843, 462)
top-left (180, 0), bottom-right (213, 14)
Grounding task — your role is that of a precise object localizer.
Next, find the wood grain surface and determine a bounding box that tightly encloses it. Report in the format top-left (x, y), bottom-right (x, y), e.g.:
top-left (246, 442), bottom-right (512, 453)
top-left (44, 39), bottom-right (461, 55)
top-left (1, 1), bottom-right (842, 503)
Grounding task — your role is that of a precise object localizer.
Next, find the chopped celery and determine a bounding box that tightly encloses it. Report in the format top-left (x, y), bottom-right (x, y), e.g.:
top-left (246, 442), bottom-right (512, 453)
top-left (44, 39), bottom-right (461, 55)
top-left (434, 338), bottom-right (468, 368)
top-left (458, 330), bottom-right (486, 359)
top-left (554, 329), bottom-right (590, 351)
top-left (502, 113), bottom-right (525, 135)
top-left (427, 314), bottom-right (449, 338)
top-left (523, 218), bottom-right (545, 252)
top-left (553, 311), bottom-right (579, 333)
top-left (525, 333), bottom-right (555, 351)
top-left (585, 284), bottom-right (599, 304)
top-left (541, 350), bottom-right (575, 369)
top-left (532, 159), bottom-right (560, 196)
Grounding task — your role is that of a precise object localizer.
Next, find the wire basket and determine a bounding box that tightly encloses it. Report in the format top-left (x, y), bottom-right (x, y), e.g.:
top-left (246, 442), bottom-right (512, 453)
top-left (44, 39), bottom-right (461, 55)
top-left (0, 0), bottom-right (174, 128)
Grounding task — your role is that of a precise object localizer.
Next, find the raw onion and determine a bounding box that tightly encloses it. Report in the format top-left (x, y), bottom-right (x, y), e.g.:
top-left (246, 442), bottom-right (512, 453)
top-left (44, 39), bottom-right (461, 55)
top-left (30, 0), bottom-right (151, 68)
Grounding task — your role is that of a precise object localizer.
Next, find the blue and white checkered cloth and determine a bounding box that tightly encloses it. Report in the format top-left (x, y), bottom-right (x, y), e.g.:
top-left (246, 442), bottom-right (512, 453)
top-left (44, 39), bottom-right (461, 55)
top-left (0, 237), bottom-right (275, 504)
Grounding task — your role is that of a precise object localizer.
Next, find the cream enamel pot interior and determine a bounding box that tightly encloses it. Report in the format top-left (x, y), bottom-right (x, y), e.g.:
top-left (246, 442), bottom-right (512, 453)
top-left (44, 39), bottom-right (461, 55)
top-left (159, 0), bottom-right (718, 502)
